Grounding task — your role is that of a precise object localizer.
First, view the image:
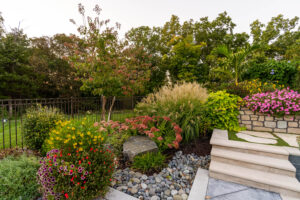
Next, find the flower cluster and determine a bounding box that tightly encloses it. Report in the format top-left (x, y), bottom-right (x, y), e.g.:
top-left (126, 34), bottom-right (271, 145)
top-left (244, 88), bottom-right (300, 116)
top-left (95, 116), bottom-right (183, 150)
top-left (45, 118), bottom-right (104, 153)
top-left (37, 147), bottom-right (116, 200)
top-left (239, 79), bottom-right (284, 94)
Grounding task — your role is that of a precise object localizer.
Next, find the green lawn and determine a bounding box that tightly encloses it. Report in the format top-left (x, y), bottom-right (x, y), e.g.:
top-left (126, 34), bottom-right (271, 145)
top-left (0, 110), bottom-right (135, 149)
top-left (228, 131), bottom-right (290, 147)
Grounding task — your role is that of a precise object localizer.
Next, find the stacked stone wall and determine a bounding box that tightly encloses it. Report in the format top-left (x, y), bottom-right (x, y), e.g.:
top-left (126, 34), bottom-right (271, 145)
top-left (238, 108), bottom-right (300, 134)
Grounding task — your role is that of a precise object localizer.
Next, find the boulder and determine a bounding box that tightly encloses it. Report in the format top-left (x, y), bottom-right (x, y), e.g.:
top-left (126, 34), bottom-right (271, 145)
top-left (123, 136), bottom-right (158, 161)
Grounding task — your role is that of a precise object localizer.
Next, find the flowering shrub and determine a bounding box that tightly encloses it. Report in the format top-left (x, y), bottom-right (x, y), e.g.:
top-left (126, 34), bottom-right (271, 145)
top-left (96, 116), bottom-right (183, 150)
top-left (44, 118), bottom-right (104, 153)
top-left (244, 88), bottom-right (300, 116)
top-left (37, 148), bottom-right (115, 200)
top-left (205, 91), bottom-right (242, 131)
top-left (39, 118), bottom-right (115, 199)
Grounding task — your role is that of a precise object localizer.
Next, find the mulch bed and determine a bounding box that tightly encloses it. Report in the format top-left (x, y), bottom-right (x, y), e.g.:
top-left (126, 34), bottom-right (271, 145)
top-left (0, 148), bottom-right (40, 160)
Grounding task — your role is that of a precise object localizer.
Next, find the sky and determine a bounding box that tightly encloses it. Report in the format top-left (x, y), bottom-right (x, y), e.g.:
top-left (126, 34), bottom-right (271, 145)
top-left (0, 0), bottom-right (299, 38)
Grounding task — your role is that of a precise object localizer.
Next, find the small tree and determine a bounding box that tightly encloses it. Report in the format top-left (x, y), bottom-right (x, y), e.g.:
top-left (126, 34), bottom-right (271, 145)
top-left (213, 44), bottom-right (258, 85)
top-left (67, 4), bottom-right (152, 120)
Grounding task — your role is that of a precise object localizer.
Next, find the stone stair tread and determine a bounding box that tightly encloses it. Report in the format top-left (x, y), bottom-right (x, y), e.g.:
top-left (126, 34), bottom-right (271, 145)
top-left (209, 160), bottom-right (300, 193)
top-left (211, 147), bottom-right (296, 172)
top-left (211, 137), bottom-right (289, 156)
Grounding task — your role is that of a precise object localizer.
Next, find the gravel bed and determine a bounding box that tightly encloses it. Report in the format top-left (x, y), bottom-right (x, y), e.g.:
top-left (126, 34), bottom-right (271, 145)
top-left (111, 151), bottom-right (211, 200)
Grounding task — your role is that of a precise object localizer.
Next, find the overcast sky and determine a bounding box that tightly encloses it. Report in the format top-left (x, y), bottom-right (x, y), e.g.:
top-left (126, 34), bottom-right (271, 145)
top-left (0, 0), bottom-right (299, 38)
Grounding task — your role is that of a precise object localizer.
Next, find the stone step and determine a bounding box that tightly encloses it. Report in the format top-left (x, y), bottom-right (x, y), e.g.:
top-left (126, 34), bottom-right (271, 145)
top-left (211, 147), bottom-right (296, 177)
top-left (211, 130), bottom-right (290, 159)
top-left (209, 160), bottom-right (300, 199)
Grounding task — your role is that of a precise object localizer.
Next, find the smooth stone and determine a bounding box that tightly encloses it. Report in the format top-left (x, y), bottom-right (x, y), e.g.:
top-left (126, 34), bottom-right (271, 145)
top-left (239, 130), bottom-right (276, 139)
top-left (181, 194), bottom-right (188, 200)
top-left (236, 133), bottom-right (277, 144)
top-left (131, 187), bottom-right (138, 194)
top-left (274, 133), bottom-right (299, 147)
top-left (123, 136), bottom-right (158, 161)
top-left (141, 175), bottom-right (148, 180)
top-left (171, 190), bottom-right (178, 196)
top-left (150, 196), bottom-right (160, 200)
top-left (141, 183), bottom-right (148, 189)
top-left (155, 177), bottom-right (162, 183)
top-left (132, 178), bottom-right (141, 184)
top-left (173, 195), bottom-right (182, 200)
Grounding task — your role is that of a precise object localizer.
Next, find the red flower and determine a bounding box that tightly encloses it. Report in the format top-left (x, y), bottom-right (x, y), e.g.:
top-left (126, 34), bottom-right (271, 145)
top-left (157, 136), bottom-right (163, 141)
top-left (65, 193), bottom-right (69, 199)
top-left (88, 161), bottom-right (91, 165)
top-left (90, 148), bottom-right (93, 151)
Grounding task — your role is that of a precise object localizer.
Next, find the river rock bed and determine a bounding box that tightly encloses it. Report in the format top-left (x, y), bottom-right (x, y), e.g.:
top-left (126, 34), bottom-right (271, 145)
top-left (111, 151), bottom-right (211, 200)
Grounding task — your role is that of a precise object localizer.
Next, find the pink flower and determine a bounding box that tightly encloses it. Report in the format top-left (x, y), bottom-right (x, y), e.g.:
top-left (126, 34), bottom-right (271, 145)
top-left (157, 136), bottom-right (163, 141)
top-left (93, 122), bottom-right (99, 127)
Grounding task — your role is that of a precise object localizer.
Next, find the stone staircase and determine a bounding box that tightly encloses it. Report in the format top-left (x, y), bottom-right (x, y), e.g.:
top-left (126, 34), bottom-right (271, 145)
top-left (209, 129), bottom-right (300, 200)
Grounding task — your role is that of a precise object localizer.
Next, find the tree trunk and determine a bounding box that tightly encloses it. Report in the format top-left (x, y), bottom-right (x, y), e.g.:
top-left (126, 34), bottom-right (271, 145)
top-left (107, 96), bottom-right (116, 122)
top-left (101, 96), bottom-right (106, 121)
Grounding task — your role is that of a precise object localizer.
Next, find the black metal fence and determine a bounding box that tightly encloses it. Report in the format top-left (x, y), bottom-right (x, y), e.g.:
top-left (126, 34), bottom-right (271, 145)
top-left (0, 96), bottom-right (144, 149)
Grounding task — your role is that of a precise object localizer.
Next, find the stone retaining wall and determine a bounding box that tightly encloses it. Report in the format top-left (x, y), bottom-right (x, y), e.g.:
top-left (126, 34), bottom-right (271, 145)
top-left (238, 107), bottom-right (300, 134)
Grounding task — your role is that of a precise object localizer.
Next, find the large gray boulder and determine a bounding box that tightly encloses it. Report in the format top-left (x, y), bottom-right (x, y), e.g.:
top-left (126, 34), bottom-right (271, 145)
top-left (123, 136), bottom-right (158, 161)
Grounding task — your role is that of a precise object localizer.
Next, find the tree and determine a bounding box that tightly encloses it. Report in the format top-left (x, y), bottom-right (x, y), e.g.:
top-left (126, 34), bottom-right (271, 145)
top-left (212, 44), bottom-right (259, 85)
top-left (67, 4), bottom-right (152, 120)
top-left (163, 35), bottom-right (208, 82)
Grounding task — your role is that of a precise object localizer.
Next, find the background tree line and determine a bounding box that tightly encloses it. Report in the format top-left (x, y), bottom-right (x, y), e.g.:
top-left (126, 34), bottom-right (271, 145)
top-left (0, 6), bottom-right (299, 99)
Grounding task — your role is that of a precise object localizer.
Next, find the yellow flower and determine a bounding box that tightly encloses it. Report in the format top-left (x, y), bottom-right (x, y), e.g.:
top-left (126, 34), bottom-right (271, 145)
top-left (82, 122), bottom-right (85, 125)
top-left (79, 142), bottom-right (83, 145)
top-left (71, 127), bottom-right (75, 130)
top-left (101, 137), bottom-right (104, 141)
top-left (64, 140), bottom-right (69, 144)
top-left (48, 141), bottom-right (53, 145)
top-left (67, 134), bottom-right (71, 138)
top-left (79, 147), bottom-right (83, 151)
top-left (87, 131), bottom-right (91, 135)
top-left (72, 135), bottom-right (76, 139)
top-left (56, 137), bottom-right (60, 140)
top-left (67, 127), bottom-right (70, 129)
top-left (73, 143), bottom-right (77, 146)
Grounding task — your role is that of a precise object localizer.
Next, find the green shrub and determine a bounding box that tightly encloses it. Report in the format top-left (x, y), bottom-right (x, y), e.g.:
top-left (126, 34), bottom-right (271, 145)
top-left (23, 104), bottom-right (65, 152)
top-left (0, 154), bottom-right (41, 200)
top-left (135, 82), bottom-right (210, 142)
top-left (243, 60), bottom-right (297, 86)
top-left (132, 152), bottom-right (166, 173)
top-left (205, 91), bottom-right (242, 131)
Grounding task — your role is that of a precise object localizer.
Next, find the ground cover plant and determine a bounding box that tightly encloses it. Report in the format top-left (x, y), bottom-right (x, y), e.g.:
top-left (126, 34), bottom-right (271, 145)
top-left (244, 88), bottom-right (300, 116)
top-left (135, 82), bottom-right (210, 142)
top-left (132, 151), bottom-right (166, 173)
top-left (0, 154), bottom-right (41, 200)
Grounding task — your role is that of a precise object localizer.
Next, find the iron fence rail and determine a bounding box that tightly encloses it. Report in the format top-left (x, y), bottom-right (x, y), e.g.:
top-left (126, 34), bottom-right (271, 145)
top-left (0, 96), bottom-right (143, 149)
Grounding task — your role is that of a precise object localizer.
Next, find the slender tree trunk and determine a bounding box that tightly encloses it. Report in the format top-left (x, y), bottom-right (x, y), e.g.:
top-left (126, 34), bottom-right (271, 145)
top-left (107, 96), bottom-right (116, 122)
top-left (101, 96), bottom-right (106, 121)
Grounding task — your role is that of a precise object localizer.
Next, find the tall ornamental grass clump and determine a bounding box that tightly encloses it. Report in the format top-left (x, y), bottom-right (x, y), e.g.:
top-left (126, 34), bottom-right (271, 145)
top-left (23, 104), bottom-right (65, 152)
top-left (0, 154), bottom-right (41, 199)
top-left (244, 88), bottom-right (300, 116)
top-left (135, 82), bottom-right (210, 142)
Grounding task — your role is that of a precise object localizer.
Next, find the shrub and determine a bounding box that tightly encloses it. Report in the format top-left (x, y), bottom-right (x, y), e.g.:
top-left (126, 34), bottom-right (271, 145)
top-left (97, 116), bottom-right (183, 150)
top-left (244, 88), bottom-right (300, 116)
top-left (132, 152), bottom-right (166, 173)
top-left (135, 82), bottom-right (210, 142)
top-left (39, 119), bottom-right (115, 200)
top-left (105, 131), bottom-right (131, 157)
top-left (37, 148), bottom-right (115, 200)
top-left (44, 118), bottom-right (104, 153)
top-left (243, 60), bottom-right (297, 86)
top-left (0, 154), bottom-right (41, 199)
top-left (226, 79), bottom-right (284, 98)
top-left (205, 91), bottom-right (242, 131)
top-left (23, 104), bottom-right (65, 152)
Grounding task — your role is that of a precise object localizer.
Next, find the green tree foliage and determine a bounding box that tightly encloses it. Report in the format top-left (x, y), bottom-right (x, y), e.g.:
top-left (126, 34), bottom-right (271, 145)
top-left (67, 4), bottom-right (152, 120)
top-left (164, 35), bottom-right (208, 82)
top-left (243, 60), bottom-right (298, 86)
top-left (0, 29), bottom-right (39, 98)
